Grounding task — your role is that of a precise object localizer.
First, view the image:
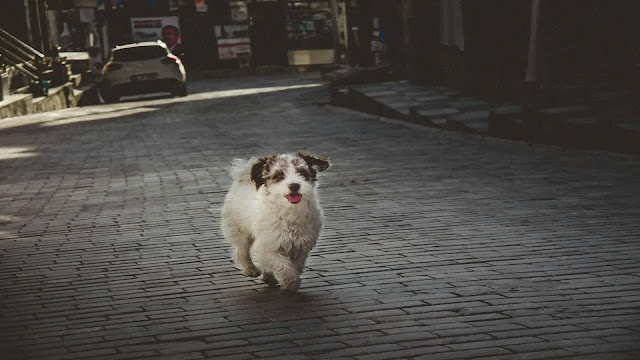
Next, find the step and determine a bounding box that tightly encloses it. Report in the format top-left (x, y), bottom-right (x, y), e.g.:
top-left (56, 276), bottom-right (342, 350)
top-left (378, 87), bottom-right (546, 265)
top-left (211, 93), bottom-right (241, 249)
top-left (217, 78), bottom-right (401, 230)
top-left (451, 118), bottom-right (489, 133)
top-left (448, 98), bottom-right (490, 111)
top-left (0, 94), bottom-right (34, 119)
top-left (567, 116), bottom-right (599, 127)
top-left (390, 83), bottom-right (429, 92)
top-left (491, 104), bottom-right (523, 116)
top-left (446, 110), bottom-right (490, 134)
top-left (375, 95), bottom-right (414, 110)
top-left (410, 102), bottom-right (452, 112)
top-left (363, 90), bottom-right (399, 98)
top-left (350, 84), bottom-right (391, 93)
top-left (381, 80), bottom-right (409, 86)
top-left (387, 102), bottom-right (423, 115)
top-left (536, 105), bottom-right (590, 119)
top-left (430, 118), bottom-right (448, 128)
top-left (400, 90), bottom-right (439, 97)
top-left (415, 95), bottom-right (450, 103)
top-left (415, 107), bottom-right (460, 118)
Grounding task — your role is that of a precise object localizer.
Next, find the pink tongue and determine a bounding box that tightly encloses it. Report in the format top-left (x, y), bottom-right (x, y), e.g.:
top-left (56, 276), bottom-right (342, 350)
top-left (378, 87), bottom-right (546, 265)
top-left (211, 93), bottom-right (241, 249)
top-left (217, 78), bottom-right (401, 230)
top-left (288, 194), bottom-right (302, 203)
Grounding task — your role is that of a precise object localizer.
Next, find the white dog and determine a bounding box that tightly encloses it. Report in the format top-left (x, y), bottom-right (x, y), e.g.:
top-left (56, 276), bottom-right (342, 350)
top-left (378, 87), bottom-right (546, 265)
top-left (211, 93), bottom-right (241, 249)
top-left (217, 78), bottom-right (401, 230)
top-left (220, 152), bottom-right (330, 292)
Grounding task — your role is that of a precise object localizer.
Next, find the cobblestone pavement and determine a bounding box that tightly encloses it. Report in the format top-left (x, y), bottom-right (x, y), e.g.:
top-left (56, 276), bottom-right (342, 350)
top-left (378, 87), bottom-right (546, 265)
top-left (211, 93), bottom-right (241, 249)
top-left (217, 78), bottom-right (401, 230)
top-left (1, 73), bottom-right (640, 360)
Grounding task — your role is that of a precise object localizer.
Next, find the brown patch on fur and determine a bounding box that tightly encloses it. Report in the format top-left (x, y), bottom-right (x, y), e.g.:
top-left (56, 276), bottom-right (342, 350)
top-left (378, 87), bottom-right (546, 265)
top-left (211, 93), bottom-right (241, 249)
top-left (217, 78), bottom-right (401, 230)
top-left (296, 152), bottom-right (331, 174)
top-left (296, 168), bottom-right (314, 182)
top-left (250, 156), bottom-right (276, 190)
top-left (265, 158), bottom-right (291, 186)
top-left (271, 170), bottom-right (286, 183)
top-left (251, 154), bottom-right (329, 189)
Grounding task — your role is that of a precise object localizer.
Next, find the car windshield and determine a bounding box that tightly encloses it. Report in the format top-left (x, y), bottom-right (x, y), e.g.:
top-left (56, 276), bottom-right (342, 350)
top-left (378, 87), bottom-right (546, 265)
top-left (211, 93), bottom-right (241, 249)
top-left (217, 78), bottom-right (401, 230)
top-left (112, 46), bottom-right (168, 62)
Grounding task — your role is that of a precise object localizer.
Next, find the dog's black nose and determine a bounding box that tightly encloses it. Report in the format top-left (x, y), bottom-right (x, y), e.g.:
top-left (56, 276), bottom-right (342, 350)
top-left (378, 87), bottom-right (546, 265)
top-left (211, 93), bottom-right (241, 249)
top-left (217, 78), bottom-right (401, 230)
top-left (288, 183), bottom-right (300, 193)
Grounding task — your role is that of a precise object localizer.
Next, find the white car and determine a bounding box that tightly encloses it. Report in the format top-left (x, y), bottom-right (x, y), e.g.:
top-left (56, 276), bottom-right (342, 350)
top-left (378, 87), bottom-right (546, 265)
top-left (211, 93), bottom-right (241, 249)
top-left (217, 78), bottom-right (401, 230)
top-left (100, 41), bottom-right (187, 103)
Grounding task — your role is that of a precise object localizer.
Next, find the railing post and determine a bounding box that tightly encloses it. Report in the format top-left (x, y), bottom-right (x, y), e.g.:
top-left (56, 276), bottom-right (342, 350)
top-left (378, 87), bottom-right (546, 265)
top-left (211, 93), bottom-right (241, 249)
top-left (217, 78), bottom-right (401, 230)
top-left (38, 0), bottom-right (54, 58)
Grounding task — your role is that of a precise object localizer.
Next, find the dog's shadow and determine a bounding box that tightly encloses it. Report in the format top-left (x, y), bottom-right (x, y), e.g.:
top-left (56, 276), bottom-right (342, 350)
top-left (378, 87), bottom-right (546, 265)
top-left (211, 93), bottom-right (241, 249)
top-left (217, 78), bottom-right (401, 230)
top-left (229, 284), bottom-right (330, 321)
top-left (252, 285), bottom-right (317, 303)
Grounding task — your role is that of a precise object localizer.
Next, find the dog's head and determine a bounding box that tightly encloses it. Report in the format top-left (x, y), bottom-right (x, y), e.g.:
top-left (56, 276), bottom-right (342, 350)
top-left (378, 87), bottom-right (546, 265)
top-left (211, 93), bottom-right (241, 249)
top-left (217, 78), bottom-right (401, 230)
top-left (250, 152), bottom-right (330, 204)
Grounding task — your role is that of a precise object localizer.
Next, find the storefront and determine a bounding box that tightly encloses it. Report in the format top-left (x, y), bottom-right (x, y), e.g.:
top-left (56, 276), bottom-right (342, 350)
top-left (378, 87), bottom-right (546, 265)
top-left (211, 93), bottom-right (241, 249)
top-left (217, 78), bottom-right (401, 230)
top-left (284, 0), bottom-right (335, 65)
top-left (96, 0), bottom-right (338, 69)
top-left (217, 0), bottom-right (338, 67)
top-left (214, 1), bottom-right (253, 64)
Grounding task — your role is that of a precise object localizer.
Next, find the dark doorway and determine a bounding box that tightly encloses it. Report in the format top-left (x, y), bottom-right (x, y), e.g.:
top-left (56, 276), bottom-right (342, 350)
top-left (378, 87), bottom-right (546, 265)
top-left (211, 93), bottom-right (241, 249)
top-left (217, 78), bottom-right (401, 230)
top-left (249, 0), bottom-right (287, 66)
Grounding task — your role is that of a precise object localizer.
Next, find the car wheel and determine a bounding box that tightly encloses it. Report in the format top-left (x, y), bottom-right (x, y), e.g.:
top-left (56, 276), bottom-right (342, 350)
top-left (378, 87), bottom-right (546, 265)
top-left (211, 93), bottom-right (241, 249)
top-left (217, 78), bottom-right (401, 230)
top-left (105, 92), bottom-right (120, 103)
top-left (172, 82), bottom-right (188, 97)
top-left (100, 87), bottom-right (119, 103)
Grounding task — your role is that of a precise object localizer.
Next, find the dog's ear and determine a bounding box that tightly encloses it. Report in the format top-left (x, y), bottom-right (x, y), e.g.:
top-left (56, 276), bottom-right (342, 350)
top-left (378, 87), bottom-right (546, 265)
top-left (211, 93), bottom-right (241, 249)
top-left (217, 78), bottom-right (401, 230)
top-left (296, 152), bottom-right (330, 173)
top-left (250, 156), bottom-right (272, 190)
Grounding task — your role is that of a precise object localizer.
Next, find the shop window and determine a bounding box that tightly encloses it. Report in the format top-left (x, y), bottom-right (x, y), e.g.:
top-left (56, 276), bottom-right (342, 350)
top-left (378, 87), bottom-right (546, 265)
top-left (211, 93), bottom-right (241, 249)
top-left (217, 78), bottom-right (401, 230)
top-left (215, 1), bottom-right (250, 61)
top-left (286, 0), bottom-right (334, 50)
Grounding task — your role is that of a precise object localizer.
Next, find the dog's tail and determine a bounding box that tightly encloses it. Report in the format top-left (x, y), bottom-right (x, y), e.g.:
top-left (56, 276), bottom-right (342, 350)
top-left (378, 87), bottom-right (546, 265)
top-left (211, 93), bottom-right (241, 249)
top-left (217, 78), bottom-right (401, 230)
top-left (228, 158), bottom-right (255, 183)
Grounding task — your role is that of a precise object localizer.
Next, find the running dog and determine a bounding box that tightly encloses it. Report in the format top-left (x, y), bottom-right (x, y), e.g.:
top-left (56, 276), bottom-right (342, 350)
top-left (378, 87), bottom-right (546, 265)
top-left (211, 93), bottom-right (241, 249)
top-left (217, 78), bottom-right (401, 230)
top-left (220, 152), bottom-right (330, 292)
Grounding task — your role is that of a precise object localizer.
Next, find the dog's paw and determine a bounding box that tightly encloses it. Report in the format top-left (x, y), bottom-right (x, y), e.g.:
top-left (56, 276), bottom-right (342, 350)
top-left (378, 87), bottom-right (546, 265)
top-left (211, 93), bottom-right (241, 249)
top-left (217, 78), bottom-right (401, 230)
top-left (262, 272), bottom-right (278, 287)
top-left (281, 277), bottom-right (301, 292)
top-left (242, 267), bottom-right (262, 278)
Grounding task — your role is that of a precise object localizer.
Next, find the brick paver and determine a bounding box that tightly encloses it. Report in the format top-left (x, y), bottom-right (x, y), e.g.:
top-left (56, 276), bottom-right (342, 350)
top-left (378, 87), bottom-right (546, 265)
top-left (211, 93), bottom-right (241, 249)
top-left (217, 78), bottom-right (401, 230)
top-left (1, 73), bottom-right (640, 359)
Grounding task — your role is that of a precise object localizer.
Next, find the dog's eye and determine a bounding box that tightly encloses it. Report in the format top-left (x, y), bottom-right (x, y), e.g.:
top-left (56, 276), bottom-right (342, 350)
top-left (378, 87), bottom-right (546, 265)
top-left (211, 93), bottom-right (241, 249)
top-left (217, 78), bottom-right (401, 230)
top-left (297, 168), bottom-right (313, 181)
top-left (272, 171), bottom-right (285, 181)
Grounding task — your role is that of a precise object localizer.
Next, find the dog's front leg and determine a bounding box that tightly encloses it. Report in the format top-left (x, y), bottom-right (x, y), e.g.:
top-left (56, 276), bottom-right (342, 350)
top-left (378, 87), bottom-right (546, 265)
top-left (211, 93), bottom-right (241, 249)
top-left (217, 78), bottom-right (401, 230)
top-left (256, 251), bottom-right (301, 292)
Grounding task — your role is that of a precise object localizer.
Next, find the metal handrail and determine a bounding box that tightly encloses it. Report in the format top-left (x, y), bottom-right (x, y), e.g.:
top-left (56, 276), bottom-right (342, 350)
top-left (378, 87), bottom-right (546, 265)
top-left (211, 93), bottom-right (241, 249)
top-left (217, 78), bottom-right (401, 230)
top-left (0, 57), bottom-right (38, 80)
top-left (0, 28), bottom-right (44, 83)
top-left (0, 28), bottom-right (44, 60)
top-left (0, 45), bottom-right (39, 72)
top-left (0, 37), bottom-right (39, 63)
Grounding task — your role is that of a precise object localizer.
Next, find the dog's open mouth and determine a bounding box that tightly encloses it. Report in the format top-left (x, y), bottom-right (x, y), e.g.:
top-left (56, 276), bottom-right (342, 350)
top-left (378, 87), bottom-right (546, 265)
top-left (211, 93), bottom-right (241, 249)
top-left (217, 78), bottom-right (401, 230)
top-left (285, 194), bottom-right (302, 204)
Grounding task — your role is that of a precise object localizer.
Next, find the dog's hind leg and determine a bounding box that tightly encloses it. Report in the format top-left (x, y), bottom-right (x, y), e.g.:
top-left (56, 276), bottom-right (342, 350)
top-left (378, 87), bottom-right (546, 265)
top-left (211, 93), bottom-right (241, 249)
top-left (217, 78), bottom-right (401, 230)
top-left (222, 218), bottom-right (261, 278)
top-left (292, 255), bottom-right (308, 274)
top-left (262, 272), bottom-right (278, 287)
top-left (232, 235), bottom-right (261, 278)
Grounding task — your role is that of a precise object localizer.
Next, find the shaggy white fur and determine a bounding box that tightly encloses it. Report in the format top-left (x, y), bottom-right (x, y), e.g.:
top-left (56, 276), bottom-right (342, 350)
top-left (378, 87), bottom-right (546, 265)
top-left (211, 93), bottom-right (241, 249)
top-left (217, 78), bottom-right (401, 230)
top-left (220, 153), bottom-right (330, 292)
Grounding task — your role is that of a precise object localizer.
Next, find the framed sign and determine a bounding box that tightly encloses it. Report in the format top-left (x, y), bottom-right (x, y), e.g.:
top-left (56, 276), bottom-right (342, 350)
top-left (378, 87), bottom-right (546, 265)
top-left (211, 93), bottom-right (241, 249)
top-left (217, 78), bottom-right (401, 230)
top-left (215, 25), bottom-right (250, 60)
top-left (230, 1), bottom-right (248, 23)
top-left (131, 17), bottom-right (183, 54)
top-left (195, 0), bottom-right (207, 12)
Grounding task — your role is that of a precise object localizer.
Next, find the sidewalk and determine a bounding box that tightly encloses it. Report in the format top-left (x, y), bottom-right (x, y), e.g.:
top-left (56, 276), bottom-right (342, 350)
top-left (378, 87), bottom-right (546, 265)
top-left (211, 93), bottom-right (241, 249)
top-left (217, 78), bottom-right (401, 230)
top-left (0, 75), bottom-right (97, 120)
top-left (0, 66), bottom-right (323, 120)
top-left (332, 78), bottom-right (640, 155)
top-left (1, 74), bottom-right (639, 360)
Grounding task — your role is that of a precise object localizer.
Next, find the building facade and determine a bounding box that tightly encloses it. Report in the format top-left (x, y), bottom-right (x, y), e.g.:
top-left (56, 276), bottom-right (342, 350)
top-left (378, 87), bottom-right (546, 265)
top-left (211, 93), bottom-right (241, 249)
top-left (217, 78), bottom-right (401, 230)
top-left (343, 0), bottom-right (534, 98)
top-left (353, 0), bottom-right (640, 103)
top-left (96, 0), bottom-right (342, 69)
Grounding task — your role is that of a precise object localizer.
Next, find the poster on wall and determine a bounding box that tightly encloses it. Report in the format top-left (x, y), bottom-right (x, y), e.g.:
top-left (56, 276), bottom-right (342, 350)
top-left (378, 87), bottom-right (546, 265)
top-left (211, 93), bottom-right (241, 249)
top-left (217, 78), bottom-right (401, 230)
top-left (215, 25), bottom-right (250, 60)
top-left (131, 17), bottom-right (183, 55)
top-left (230, 1), bottom-right (248, 23)
top-left (195, 0), bottom-right (207, 12)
